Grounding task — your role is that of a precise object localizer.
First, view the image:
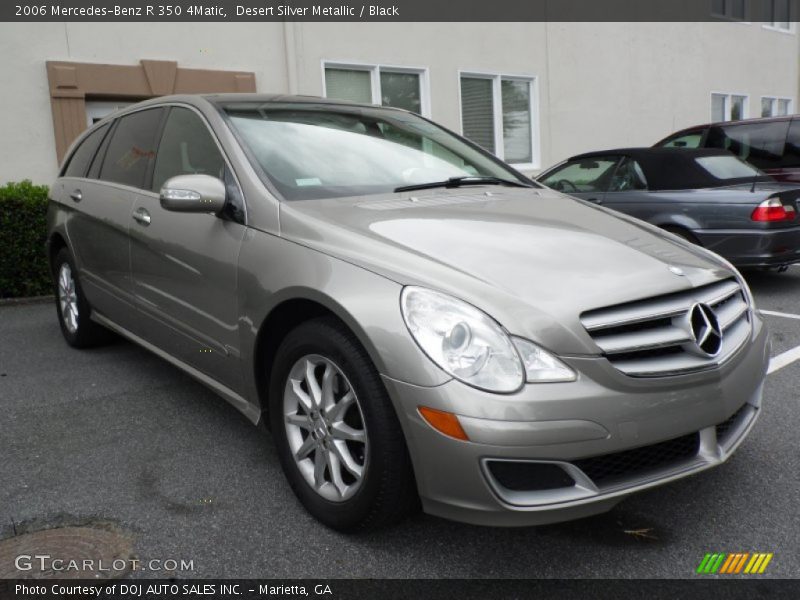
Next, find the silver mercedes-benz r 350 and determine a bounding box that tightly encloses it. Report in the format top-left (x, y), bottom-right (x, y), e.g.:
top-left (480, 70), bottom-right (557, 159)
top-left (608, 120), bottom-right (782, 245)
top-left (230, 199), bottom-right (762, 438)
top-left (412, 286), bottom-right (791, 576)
top-left (47, 94), bottom-right (769, 531)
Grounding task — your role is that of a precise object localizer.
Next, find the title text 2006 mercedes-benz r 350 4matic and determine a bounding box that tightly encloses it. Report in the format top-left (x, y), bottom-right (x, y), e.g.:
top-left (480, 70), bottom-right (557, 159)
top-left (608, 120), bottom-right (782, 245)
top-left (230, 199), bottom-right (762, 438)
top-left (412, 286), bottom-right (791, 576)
top-left (47, 95), bottom-right (769, 531)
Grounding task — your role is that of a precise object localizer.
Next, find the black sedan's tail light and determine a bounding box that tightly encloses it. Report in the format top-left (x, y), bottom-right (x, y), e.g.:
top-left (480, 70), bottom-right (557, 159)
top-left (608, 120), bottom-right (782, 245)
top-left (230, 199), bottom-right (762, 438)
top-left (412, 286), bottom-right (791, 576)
top-left (751, 198), bottom-right (797, 222)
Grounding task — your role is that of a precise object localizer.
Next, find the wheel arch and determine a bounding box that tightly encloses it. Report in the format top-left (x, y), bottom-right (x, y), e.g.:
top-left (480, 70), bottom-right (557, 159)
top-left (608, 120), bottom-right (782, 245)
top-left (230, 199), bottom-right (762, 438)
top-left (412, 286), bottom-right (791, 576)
top-left (252, 290), bottom-right (389, 429)
top-left (47, 231), bottom-right (69, 272)
top-left (657, 222), bottom-right (702, 245)
top-left (653, 213), bottom-right (702, 233)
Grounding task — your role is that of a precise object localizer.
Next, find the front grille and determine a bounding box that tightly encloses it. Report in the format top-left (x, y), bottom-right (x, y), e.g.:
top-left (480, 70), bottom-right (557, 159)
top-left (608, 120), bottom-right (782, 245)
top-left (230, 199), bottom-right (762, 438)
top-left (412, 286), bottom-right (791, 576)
top-left (573, 432), bottom-right (700, 487)
top-left (716, 404), bottom-right (748, 444)
top-left (580, 279), bottom-right (751, 376)
top-left (487, 461), bottom-right (576, 492)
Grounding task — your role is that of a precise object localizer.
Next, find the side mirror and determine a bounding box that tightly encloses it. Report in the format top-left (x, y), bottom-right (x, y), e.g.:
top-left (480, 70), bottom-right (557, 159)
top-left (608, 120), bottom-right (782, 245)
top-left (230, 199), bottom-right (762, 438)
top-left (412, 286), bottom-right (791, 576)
top-left (159, 174), bottom-right (226, 213)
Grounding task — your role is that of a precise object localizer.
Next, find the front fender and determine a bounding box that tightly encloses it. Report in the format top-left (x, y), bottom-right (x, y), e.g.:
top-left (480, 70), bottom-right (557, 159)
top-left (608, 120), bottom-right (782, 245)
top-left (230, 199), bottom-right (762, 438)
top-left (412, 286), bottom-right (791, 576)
top-left (236, 228), bottom-right (451, 407)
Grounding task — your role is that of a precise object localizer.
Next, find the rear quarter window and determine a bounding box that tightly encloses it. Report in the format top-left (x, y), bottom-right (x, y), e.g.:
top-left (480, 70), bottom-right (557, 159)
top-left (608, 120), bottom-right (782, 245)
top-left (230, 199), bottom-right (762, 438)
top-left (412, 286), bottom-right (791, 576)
top-left (782, 119), bottom-right (800, 168)
top-left (62, 124), bottom-right (109, 178)
top-left (705, 120), bottom-right (789, 170)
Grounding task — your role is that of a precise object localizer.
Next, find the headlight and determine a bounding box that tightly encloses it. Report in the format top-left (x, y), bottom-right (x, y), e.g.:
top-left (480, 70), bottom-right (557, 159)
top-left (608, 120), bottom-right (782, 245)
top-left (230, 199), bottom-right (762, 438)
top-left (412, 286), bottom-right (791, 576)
top-left (512, 337), bottom-right (576, 383)
top-left (400, 287), bottom-right (576, 392)
top-left (400, 287), bottom-right (523, 392)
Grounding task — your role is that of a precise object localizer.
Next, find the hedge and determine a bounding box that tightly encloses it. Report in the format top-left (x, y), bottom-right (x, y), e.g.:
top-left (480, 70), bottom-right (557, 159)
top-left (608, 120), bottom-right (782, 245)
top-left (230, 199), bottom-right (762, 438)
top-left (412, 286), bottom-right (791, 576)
top-left (0, 180), bottom-right (52, 298)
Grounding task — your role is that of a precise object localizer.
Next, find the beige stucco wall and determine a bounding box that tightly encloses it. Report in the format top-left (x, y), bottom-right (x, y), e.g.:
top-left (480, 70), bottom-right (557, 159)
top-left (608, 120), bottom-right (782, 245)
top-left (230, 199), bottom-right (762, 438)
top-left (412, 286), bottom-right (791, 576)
top-left (543, 22), bottom-right (799, 166)
top-left (0, 22), bottom-right (288, 185)
top-left (0, 21), bottom-right (796, 184)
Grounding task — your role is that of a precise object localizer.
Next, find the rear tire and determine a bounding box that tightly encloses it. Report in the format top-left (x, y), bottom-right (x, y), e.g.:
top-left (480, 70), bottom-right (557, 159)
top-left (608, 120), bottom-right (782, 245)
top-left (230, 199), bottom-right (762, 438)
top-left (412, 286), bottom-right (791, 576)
top-left (52, 248), bottom-right (113, 348)
top-left (269, 316), bottom-right (418, 532)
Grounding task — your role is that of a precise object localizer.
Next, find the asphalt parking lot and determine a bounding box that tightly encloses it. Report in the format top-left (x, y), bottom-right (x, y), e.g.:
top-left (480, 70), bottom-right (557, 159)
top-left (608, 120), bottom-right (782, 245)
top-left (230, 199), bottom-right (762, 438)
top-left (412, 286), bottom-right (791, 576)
top-left (1, 268), bottom-right (799, 579)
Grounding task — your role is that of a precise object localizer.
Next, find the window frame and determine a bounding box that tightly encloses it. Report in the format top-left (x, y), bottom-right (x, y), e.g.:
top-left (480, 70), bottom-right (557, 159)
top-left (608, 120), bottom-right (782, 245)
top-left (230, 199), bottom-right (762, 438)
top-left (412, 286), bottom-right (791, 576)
top-left (763, 0), bottom-right (794, 32)
top-left (761, 96), bottom-right (794, 117)
top-left (83, 102), bottom-right (246, 224)
top-left (710, 0), bottom-right (750, 22)
top-left (711, 92), bottom-right (750, 122)
top-left (457, 70), bottom-right (540, 170)
top-left (321, 60), bottom-right (431, 117)
top-left (85, 100), bottom-right (136, 127)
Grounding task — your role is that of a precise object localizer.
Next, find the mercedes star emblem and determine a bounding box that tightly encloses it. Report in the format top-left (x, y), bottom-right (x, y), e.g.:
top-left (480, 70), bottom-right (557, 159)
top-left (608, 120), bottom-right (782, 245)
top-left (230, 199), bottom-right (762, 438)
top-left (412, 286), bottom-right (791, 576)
top-left (687, 302), bottom-right (723, 357)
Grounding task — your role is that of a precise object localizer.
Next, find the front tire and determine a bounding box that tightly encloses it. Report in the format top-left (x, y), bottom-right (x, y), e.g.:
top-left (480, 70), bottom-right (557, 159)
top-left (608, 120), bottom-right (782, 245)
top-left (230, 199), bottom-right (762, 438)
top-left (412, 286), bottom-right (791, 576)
top-left (52, 248), bottom-right (112, 348)
top-left (269, 316), bottom-right (418, 532)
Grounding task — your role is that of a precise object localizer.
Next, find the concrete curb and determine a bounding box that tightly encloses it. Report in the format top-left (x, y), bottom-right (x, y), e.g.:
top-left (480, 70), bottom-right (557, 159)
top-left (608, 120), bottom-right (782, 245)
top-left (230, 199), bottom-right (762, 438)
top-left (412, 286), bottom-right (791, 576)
top-left (0, 295), bottom-right (54, 306)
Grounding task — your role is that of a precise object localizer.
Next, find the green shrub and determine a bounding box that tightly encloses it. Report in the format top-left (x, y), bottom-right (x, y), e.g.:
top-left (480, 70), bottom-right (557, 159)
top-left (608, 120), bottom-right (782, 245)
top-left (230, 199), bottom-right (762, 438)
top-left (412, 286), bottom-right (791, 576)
top-left (0, 180), bottom-right (51, 298)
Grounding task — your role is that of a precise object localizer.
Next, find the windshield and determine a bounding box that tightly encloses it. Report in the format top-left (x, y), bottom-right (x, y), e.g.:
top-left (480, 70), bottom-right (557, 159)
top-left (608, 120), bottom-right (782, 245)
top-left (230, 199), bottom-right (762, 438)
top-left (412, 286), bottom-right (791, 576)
top-left (222, 103), bottom-right (532, 200)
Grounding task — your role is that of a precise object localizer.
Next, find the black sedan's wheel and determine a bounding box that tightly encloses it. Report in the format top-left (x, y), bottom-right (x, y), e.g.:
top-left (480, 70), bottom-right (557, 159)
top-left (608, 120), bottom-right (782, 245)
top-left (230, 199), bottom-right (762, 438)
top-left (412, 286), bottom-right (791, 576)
top-left (52, 248), bottom-right (112, 348)
top-left (269, 316), bottom-right (418, 532)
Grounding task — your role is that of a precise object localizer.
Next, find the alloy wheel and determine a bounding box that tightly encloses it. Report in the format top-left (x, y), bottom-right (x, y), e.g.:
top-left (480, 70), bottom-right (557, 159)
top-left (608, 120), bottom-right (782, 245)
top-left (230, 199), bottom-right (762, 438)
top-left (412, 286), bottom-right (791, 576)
top-left (58, 263), bottom-right (79, 334)
top-left (283, 354), bottom-right (368, 502)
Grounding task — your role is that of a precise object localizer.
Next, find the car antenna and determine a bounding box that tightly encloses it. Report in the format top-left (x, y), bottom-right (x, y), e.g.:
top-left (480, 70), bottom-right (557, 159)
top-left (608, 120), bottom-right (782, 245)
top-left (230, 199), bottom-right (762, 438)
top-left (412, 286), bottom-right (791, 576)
top-left (750, 140), bottom-right (767, 193)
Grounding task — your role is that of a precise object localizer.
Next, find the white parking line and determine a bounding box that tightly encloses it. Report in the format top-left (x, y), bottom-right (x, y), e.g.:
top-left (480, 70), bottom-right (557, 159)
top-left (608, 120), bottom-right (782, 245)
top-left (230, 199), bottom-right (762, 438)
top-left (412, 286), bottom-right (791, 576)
top-left (768, 345), bottom-right (800, 375)
top-left (760, 310), bottom-right (800, 373)
top-left (760, 309), bottom-right (800, 321)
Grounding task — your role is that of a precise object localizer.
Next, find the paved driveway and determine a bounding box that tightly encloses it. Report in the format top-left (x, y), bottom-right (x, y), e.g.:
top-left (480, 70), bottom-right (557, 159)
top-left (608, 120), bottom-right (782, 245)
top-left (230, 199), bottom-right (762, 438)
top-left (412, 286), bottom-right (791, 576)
top-left (1, 269), bottom-right (799, 578)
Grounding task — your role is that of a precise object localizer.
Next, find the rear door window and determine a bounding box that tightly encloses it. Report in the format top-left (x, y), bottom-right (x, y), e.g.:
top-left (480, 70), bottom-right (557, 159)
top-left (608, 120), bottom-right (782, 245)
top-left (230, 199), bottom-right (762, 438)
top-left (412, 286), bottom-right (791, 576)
top-left (63, 124), bottom-right (109, 178)
top-left (705, 120), bottom-right (789, 170)
top-left (99, 108), bottom-right (164, 189)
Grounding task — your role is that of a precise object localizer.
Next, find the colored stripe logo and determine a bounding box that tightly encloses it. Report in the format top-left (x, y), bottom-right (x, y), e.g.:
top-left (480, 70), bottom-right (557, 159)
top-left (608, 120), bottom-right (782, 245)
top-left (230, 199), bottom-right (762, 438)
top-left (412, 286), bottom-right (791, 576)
top-left (696, 552), bottom-right (773, 574)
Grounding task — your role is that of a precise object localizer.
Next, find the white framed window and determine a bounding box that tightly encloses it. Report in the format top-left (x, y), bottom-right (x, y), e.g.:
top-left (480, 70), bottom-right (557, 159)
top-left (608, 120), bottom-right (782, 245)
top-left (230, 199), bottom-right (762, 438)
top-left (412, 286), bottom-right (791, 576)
top-left (764, 0), bottom-right (792, 31)
top-left (761, 96), bottom-right (793, 117)
top-left (322, 61), bottom-right (430, 116)
top-left (85, 100), bottom-right (134, 127)
top-left (458, 71), bottom-right (539, 168)
top-left (711, 0), bottom-right (747, 20)
top-left (711, 92), bottom-right (749, 122)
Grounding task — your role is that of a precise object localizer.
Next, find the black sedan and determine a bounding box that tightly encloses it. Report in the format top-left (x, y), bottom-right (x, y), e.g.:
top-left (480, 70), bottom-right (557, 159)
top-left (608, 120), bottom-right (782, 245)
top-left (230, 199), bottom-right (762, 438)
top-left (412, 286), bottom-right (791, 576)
top-left (538, 147), bottom-right (800, 268)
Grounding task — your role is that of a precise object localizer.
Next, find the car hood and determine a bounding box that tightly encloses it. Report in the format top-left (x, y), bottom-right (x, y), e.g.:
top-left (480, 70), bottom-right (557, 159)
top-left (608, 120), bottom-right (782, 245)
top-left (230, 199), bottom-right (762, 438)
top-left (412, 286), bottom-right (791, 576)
top-left (279, 187), bottom-right (734, 355)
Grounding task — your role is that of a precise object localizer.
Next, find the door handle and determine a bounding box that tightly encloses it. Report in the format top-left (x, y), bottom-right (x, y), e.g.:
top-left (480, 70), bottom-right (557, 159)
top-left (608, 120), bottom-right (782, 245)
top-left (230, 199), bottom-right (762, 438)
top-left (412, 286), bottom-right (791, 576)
top-left (587, 197), bottom-right (603, 205)
top-left (132, 208), bottom-right (151, 226)
top-left (69, 189), bottom-right (82, 202)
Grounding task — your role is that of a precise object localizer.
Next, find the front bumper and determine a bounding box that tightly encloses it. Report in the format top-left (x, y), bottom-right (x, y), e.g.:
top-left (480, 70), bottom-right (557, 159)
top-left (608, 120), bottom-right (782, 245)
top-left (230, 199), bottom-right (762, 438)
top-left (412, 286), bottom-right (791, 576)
top-left (694, 226), bottom-right (800, 267)
top-left (383, 314), bottom-right (769, 526)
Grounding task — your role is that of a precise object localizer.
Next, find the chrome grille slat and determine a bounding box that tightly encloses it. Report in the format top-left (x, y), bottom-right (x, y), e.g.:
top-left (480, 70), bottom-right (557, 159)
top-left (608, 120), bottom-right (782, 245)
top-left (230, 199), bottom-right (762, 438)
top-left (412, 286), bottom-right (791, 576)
top-left (582, 301), bottom-right (688, 332)
top-left (612, 317), bottom-right (751, 376)
top-left (705, 281), bottom-right (742, 306)
top-left (582, 279), bottom-right (741, 332)
top-left (580, 278), bottom-right (751, 377)
top-left (594, 326), bottom-right (693, 354)
top-left (716, 297), bottom-right (749, 330)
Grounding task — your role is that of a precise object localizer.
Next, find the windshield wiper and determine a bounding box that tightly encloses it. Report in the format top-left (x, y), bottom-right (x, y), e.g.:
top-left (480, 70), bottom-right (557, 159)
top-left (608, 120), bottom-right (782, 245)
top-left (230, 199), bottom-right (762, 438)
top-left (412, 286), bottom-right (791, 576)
top-left (394, 175), bottom-right (534, 193)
